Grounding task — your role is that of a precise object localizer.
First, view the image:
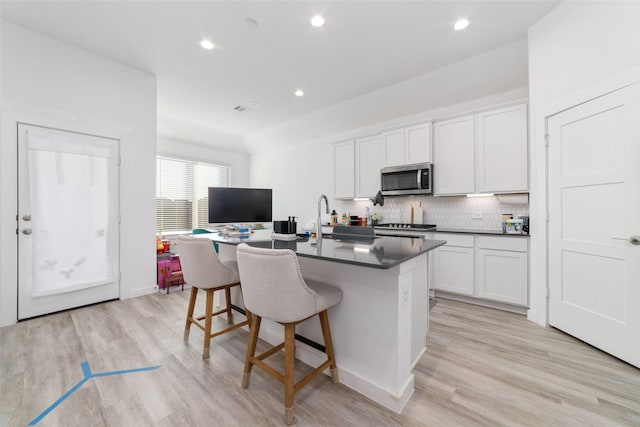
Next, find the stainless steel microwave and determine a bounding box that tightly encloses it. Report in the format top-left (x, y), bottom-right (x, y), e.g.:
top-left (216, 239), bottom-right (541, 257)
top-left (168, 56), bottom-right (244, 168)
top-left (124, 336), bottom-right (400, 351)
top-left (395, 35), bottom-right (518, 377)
top-left (380, 162), bottom-right (433, 196)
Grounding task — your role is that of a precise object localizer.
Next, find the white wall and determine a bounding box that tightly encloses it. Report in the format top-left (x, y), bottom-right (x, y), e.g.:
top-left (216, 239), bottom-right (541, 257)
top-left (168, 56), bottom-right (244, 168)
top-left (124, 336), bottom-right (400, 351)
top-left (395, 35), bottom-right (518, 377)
top-left (251, 87), bottom-right (528, 227)
top-left (246, 40), bottom-right (529, 154)
top-left (527, 1), bottom-right (640, 325)
top-left (0, 21), bottom-right (157, 326)
top-left (157, 137), bottom-right (250, 187)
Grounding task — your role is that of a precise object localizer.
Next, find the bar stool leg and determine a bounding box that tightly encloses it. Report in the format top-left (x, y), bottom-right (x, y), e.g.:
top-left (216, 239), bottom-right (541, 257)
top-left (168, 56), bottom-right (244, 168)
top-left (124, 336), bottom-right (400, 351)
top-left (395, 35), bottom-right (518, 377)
top-left (242, 315), bottom-right (261, 388)
top-left (284, 323), bottom-right (296, 425)
top-left (184, 287), bottom-right (198, 340)
top-left (203, 289), bottom-right (214, 359)
top-left (319, 310), bottom-right (339, 383)
top-left (225, 287), bottom-right (233, 324)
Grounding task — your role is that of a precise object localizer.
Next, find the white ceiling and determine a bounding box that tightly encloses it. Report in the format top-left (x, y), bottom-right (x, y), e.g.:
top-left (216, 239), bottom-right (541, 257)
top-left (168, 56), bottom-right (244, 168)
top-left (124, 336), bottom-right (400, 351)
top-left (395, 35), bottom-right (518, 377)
top-left (1, 1), bottom-right (559, 150)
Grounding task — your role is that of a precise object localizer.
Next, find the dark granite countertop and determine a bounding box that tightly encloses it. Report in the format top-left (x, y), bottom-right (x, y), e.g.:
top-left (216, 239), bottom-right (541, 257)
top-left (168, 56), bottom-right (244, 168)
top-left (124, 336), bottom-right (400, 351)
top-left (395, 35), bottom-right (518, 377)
top-left (434, 228), bottom-right (530, 237)
top-left (209, 230), bottom-right (446, 269)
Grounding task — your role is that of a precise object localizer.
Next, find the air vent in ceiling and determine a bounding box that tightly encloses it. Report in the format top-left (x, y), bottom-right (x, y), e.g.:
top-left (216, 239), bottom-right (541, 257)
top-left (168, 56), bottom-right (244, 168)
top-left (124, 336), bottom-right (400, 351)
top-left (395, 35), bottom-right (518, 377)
top-left (233, 104), bottom-right (251, 112)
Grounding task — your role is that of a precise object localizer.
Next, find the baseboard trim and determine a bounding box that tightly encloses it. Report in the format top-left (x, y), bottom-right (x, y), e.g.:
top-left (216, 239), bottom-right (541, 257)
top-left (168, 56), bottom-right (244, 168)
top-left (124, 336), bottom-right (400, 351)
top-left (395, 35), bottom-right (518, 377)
top-left (123, 285), bottom-right (157, 299)
top-left (434, 291), bottom-right (528, 315)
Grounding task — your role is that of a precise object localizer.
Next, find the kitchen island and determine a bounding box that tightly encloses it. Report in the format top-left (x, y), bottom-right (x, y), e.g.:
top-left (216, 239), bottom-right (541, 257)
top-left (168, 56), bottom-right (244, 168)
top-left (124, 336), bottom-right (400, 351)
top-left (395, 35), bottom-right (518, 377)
top-left (204, 230), bottom-right (445, 413)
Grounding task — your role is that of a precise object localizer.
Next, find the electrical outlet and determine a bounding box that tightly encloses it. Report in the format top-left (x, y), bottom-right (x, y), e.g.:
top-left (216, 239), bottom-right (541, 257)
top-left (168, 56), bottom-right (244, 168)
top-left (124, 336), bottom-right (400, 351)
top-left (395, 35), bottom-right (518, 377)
top-left (472, 211), bottom-right (483, 220)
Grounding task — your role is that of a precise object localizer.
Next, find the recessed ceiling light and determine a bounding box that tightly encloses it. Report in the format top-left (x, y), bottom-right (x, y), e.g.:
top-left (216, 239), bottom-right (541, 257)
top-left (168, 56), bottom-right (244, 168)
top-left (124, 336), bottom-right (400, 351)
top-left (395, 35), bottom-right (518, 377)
top-left (295, 90), bottom-right (305, 97)
top-left (310, 15), bottom-right (325, 27)
top-left (244, 18), bottom-right (259, 30)
top-left (454, 19), bottom-right (470, 31)
top-left (200, 39), bottom-right (215, 50)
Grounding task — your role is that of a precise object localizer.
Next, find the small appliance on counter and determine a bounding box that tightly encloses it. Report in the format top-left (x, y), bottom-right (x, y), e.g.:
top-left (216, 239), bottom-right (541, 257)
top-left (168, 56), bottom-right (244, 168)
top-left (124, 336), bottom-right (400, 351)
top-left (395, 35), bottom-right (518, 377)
top-left (273, 217), bottom-right (298, 240)
top-left (273, 216), bottom-right (297, 234)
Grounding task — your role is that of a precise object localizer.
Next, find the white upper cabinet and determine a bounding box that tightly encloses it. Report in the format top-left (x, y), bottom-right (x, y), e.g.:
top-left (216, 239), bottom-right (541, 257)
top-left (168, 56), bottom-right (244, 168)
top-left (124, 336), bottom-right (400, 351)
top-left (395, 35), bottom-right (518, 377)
top-left (382, 129), bottom-right (405, 167)
top-left (355, 135), bottom-right (383, 198)
top-left (476, 104), bottom-right (528, 193)
top-left (406, 123), bottom-right (432, 164)
top-left (433, 103), bottom-right (528, 196)
top-left (434, 115), bottom-right (475, 195)
top-left (382, 122), bottom-right (432, 167)
top-left (331, 140), bottom-right (355, 198)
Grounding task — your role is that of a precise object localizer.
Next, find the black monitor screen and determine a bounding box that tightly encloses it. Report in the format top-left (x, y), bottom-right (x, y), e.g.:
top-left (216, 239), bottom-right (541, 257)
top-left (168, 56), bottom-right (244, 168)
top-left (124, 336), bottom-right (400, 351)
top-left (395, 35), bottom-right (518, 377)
top-left (208, 187), bottom-right (272, 223)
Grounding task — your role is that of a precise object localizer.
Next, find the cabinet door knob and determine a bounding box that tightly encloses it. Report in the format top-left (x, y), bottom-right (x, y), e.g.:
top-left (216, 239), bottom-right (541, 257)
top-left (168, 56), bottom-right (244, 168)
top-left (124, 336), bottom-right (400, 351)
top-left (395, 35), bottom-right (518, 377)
top-left (630, 235), bottom-right (640, 245)
top-left (22, 228), bottom-right (32, 235)
top-left (23, 214), bottom-right (32, 221)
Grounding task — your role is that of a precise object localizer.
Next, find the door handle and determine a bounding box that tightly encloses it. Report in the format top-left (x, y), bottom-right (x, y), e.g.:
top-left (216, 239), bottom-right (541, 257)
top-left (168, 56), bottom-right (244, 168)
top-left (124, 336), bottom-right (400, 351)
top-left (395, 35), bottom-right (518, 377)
top-left (611, 235), bottom-right (640, 245)
top-left (23, 214), bottom-right (32, 221)
top-left (22, 229), bottom-right (32, 235)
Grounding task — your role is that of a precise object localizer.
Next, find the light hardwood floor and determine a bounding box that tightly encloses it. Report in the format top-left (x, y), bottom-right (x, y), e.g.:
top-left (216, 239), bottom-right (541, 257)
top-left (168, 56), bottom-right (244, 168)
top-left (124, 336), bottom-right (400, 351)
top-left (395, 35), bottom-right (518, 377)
top-left (1, 291), bottom-right (638, 426)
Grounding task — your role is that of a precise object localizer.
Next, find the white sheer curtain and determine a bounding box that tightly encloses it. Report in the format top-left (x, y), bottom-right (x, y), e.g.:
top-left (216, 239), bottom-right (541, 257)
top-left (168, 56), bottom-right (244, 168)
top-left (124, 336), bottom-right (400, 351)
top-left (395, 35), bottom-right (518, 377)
top-left (27, 129), bottom-right (116, 296)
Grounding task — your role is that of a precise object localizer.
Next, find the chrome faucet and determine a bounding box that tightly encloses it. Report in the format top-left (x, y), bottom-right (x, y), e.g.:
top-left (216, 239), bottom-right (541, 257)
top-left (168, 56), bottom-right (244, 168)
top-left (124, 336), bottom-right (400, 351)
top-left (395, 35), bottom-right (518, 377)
top-left (317, 194), bottom-right (329, 241)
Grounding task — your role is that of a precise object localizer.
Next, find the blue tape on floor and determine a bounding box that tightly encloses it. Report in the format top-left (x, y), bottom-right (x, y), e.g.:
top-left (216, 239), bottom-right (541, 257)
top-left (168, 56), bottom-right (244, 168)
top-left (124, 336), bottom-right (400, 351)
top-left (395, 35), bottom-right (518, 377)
top-left (28, 361), bottom-right (161, 426)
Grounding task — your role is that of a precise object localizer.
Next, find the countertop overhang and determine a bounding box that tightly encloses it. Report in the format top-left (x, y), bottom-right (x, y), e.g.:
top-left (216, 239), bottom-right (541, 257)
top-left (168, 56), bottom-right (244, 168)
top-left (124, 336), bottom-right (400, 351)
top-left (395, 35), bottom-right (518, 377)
top-left (208, 230), bottom-right (445, 269)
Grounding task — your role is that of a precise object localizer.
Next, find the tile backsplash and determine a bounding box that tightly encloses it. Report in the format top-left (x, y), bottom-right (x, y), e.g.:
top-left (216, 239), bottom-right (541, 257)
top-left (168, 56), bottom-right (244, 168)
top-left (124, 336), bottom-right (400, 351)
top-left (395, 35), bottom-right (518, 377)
top-left (338, 194), bottom-right (529, 231)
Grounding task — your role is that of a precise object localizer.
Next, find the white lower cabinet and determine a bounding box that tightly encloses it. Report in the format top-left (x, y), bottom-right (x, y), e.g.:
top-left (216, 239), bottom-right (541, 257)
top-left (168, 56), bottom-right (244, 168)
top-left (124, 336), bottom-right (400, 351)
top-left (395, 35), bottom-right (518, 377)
top-left (431, 233), bottom-right (529, 308)
top-left (433, 246), bottom-right (474, 295)
top-left (432, 233), bottom-right (474, 296)
top-left (477, 249), bottom-right (528, 306)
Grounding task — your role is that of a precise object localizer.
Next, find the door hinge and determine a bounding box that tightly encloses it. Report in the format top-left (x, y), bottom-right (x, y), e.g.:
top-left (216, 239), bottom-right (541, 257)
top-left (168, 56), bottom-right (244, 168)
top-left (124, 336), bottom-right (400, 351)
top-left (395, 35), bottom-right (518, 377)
top-left (544, 134), bottom-right (549, 147)
top-left (119, 272), bottom-right (122, 283)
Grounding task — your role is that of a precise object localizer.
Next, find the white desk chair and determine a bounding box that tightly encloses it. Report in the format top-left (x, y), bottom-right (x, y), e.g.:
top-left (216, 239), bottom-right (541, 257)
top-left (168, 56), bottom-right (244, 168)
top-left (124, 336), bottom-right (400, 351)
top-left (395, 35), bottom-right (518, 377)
top-left (177, 236), bottom-right (250, 359)
top-left (236, 243), bottom-right (342, 425)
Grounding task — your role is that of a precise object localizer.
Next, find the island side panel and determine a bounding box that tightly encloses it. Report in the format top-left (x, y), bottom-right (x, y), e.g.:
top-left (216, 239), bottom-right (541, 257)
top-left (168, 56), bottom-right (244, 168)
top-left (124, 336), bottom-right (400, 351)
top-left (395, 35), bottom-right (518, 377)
top-left (298, 254), bottom-right (427, 413)
top-left (216, 241), bottom-right (429, 413)
top-left (410, 252), bottom-right (429, 368)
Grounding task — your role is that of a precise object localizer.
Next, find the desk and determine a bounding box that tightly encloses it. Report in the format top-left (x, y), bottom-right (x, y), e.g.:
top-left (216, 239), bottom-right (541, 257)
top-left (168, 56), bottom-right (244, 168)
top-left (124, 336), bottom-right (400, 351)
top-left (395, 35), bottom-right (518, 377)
top-left (202, 230), bottom-right (445, 413)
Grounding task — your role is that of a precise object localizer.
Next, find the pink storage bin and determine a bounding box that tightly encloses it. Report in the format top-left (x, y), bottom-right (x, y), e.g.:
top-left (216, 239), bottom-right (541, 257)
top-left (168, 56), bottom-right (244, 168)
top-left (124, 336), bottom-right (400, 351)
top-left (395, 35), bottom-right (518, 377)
top-left (157, 260), bottom-right (171, 288)
top-left (170, 255), bottom-right (181, 273)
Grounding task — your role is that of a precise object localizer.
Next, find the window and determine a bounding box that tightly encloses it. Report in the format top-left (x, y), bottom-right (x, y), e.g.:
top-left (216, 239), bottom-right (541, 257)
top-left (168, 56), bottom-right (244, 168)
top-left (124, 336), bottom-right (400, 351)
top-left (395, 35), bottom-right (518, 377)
top-left (156, 157), bottom-right (230, 233)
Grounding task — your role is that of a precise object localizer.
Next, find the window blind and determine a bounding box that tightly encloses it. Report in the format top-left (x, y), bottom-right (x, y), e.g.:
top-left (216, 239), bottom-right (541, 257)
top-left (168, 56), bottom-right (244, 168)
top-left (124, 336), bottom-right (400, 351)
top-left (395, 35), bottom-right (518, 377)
top-left (156, 157), bottom-right (230, 233)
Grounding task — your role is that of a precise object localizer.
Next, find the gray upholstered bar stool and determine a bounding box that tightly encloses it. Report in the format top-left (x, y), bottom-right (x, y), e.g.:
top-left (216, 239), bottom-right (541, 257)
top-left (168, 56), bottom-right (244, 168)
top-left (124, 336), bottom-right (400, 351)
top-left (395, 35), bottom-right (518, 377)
top-left (177, 236), bottom-right (250, 359)
top-left (236, 243), bottom-right (342, 425)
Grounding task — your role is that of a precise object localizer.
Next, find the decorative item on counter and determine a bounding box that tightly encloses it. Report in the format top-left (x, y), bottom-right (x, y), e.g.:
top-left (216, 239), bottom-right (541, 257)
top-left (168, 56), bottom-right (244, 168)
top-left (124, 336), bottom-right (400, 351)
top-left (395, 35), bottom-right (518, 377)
top-left (505, 218), bottom-right (524, 234)
top-left (330, 210), bottom-right (338, 225)
top-left (341, 213), bottom-right (348, 225)
top-left (412, 202), bottom-right (423, 225)
top-left (501, 213), bottom-right (513, 233)
top-left (371, 213), bottom-right (381, 226)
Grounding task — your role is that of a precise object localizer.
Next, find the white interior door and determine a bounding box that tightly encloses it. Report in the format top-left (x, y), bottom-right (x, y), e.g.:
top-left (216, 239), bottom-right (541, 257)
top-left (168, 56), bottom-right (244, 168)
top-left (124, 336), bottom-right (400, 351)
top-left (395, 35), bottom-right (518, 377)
top-left (548, 82), bottom-right (640, 367)
top-left (18, 124), bottom-right (120, 319)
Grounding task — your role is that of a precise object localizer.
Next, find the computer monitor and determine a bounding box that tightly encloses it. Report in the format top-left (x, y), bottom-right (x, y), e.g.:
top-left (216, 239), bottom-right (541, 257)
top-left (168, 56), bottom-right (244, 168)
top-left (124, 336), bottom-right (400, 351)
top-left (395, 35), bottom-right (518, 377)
top-left (207, 187), bottom-right (272, 224)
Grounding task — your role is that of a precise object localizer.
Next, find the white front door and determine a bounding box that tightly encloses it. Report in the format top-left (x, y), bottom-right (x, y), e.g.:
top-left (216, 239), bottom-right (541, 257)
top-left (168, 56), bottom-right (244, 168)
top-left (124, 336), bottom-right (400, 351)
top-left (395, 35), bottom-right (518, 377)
top-left (17, 124), bottom-right (120, 319)
top-left (547, 82), bottom-right (640, 367)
